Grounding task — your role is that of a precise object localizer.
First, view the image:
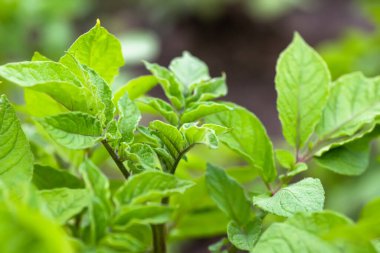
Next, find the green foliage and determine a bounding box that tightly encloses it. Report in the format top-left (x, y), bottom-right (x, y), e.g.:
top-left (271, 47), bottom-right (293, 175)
top-left (0, 21), bottom-right (380, 253)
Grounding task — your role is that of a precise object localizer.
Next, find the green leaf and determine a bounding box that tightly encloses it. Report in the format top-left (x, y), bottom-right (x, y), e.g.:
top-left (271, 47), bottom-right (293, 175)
top-left (144, 62), bottom-right (185, 109)
top-left (180, 123), bottom-right (219, 149)
top-left (82, 65), bottom-right (114, 123)
top-left (253, 223), bottom-right (339, 253)
top-left (39, 188), bottom-right (90, 224)
top-left (31, 51), bottom-right (51, 61)
top-left (112, 75), bottom-right (157, 103)
top-left (118, 94), bottom-right (141, 143)
top-left (60, 21), bottom-right (124, 84)
top-left (33, 165), bottom-right (83, 190)
top-left (275, 149), bottom-right (295, 169)
top-left (24, 89), bottom-right (68, 117)
top-left (206, 164), bottom-right (251, 225)
top-left (180, 101), bottom-right (232, 123)
top-left (169, 51), bottom-right (210, 88)
top-left (113, 204), bottom-right (174, 228)
top-left (80, 159), bottom-right (112, 243)
top-left (314, 73), bottom-right (380, 154)
top-left (315, 138), bottom-right (371, 176)
top-left (114, 170), bottom-right (194, 206)
top-left (122, 143), bottom-right (161, 173)
top-left (227, 219), bottom-right (261, 251)
top-left (149, 120), bottom-right (186, 158)
top-left (137, 97), bottom-right (179, 125)
top-left (206, 106), bottom-right (276, 182)
top-left (187, 75), bottom-right (227, 103)
top-left (0, 95), bottom-right (33, 191)
top-left (28, 81), bottom-right (99, 115)
top-left (253, 177), bottom-right (324, 217)
top-left (275, 33), bottom-right (330, 149)
top-left (37, 112), bottom-right (103, 149)
top-left (0, 61), bottom-right (82, 87)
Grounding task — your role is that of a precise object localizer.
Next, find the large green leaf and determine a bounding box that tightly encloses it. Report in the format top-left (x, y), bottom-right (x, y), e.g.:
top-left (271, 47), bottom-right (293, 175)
top-left (0, 95), bottom-right (33, 190)
top-left (33, 165), bottom-right (83, 190)
top-left (206, 106), bottom-right (276, 182)
top-left (117, 94), bottom-right (141, 144)
top-left (275, 33), bottom-right (330, 149)
top-left (60, 21), bottom-right (124, 84)
top-left (252, 223), bottom-right (339, 253)
top-left (39, 188), bottom-right (89, 224)
top-left (180, 101), bottom-right (231, 123)
top-left (80, 159), bottom-right (112, 243)
top-left (114, 170), bottom-right (194, 206)
top-left (227, 219), bottom-right (261, 251)
top-left (206, 164), bottom-right (251, 226)
top-left (253, 178), bottom-right (324, 217)
top-left (37, 112), bottom-right (103, 149)
top-left (313, 73), bottom-right (380, 154)
top-left (0, 61), bottom-right (82, 87)
top-left (169, 51), bottom-right (210, 88)
top-left (144, 62), bottom-right (185, 109)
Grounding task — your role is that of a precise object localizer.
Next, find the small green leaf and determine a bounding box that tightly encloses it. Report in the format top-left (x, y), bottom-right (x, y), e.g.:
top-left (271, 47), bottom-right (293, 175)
top-left (180, 123), bottom-right (219, 149)
top-left (113, 204), bottom-right (174, 228)
top-left (227, 219), bottom-right (261, 251)
top-left (118, 94), bottom-right (141, 143)
top-left (275, 33), bottom-right (330, 149)
top-left (275, 149), bottom-right (295, 169)
top-left (180, 101), bottom-right (232, 123)
top-left (60, 22), bottom-right (124, 84)
top-left (169, 51), bottom-right (210, 88)
top-left (137, 97), bottom-right (179, 125)
top-left (0, 61), bottom-right (82, 87)
top-left (144, 62), bottom-right (185, 109)
top-left (122, 143), bottom-right (161, 173)
top-left (0, 95), bottom-right (33, 191)
top-left (39, 188), bottom-right (90, 224)
top-left (253, 178), bottom-right (324, 217)
top-left (31, 51), bottom-right (51, 61)
top-left (114, 170), bottom-right (194, 206)
top-left (206, 164), bottom-right (251, 225)
top-left (206, 106), bottom-right (276, 182)
top-left (37, 112), bottom-right (103, 149)
top-left (112, 75), bottom-right (157, 103)
top-left (253, 223), bottom-right (339, 253)
top-left (187, 75), bottom-right (227, 103)
top-left (33, 165), bottom-right (83, 190)
top-left (80, 159), bottom-right (112, 243)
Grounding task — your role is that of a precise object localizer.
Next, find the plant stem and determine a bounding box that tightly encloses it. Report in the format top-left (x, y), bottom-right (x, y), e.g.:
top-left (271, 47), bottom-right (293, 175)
top-left (152, 224), bottom-right (167, 253)
top-left (101, 140), bottom-right (130, 179)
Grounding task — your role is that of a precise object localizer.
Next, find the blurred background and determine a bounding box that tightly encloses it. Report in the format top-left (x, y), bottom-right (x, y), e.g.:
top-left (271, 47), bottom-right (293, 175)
top-left (1, 0), bottom-right (380, 252)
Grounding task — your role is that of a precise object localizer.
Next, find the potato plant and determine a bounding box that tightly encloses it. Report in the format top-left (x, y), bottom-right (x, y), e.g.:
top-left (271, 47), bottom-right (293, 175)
top-left (0, 20), bottom-right (379, 253)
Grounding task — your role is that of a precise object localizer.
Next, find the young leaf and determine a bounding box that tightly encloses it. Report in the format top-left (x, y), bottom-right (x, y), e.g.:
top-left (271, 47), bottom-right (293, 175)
top-left (113, 204), bottom-right (174, 229)
top-left (180, 101), bottom-right (232, 123)
top-left (37, 112), bottom-right (103, 149)
top-left (206, 106), bottom-right (277, 182)
top-left (137, 97), bottom-right (179, 125)
top-left (275, 33), bottom-right (330, 149)
top-left (60, 20), bottom-right (124, 84)
top-left (0, 61), bottom-right (82, 87)
top-left (144, 62), bottom-right (185, 109)
top-left (118, 94), bottom-right (141, 144)
top-left (169, 51), bottom-right (210, 88)
top-left (112, 75), bottom-right (157, 103)
top-left (253, 178), bottom-right (325, 217)
top-left (122, 143), bottom-right (161, 173)
top-left (33, 165), bottom-right (84, 190)
top-left (275, 149), bottom-right (295, 169)
top-left (39, 188), bottom-right (90, 224)
top-left (31, 51), bottom-right (51, 61)
top-left (0, 95), bottom-right (33, 190)
top-left (227, 219), bottom-right (261, 251)
top-left (180, 123), bottom-right (219, 149)
top-left (80, 159), bottom-right (112, 243)
top-left (253, 223), bottom-right (339, 253)
top-left (314, 73), bottom-right (380, 154)
top-left (187, 75), bottom-right (227, 103)
top-left (206, 164), bottom-right (251, 226)
top-left (114, 170), bottom-right (194, 206)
